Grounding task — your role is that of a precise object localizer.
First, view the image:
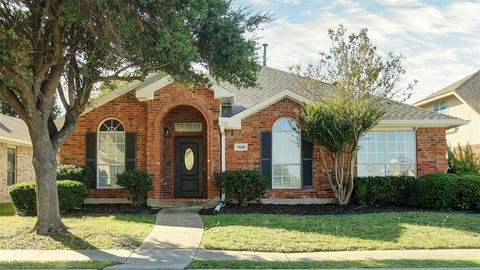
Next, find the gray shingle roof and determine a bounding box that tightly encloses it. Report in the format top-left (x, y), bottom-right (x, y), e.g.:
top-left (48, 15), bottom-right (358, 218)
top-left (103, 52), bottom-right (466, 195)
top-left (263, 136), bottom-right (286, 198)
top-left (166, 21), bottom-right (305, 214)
top-left (218, 66), bottom-right (463, 122)
top-left (415, 71), bottom-right (480, 115)
top-left (0, 114), bottom-right (31, 145)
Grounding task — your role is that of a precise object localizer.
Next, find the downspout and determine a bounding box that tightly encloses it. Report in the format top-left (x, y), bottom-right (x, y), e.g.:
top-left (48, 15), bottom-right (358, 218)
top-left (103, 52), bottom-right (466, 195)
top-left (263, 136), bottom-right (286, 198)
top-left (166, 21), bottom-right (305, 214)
top-left (214, 126), bottom-right (226, 213)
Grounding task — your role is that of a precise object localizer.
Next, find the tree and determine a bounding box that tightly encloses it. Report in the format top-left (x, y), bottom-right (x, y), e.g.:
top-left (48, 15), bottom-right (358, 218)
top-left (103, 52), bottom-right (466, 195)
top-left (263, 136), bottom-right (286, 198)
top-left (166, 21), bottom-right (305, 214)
top-left (448, 143), bottom-right (480, 175)
top-left (0, 0), bottom-right (270, 234)
top-left (294, 25), bottom-right (414, 205)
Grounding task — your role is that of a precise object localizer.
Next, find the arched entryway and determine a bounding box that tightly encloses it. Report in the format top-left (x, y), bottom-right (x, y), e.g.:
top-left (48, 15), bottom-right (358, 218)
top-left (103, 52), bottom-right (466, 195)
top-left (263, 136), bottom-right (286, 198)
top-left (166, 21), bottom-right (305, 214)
top-left (159, 105), bottom-right (208, 199)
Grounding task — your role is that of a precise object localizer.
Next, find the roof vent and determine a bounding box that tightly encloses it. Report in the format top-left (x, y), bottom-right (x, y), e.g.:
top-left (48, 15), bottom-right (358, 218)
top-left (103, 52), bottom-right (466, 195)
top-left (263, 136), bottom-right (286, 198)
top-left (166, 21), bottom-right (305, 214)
top-left (262, 43), bottom-right (268, 66)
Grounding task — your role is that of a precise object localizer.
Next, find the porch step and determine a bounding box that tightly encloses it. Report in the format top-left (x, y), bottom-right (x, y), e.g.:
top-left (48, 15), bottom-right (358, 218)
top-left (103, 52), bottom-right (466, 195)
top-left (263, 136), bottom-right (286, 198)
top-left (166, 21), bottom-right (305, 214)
top-left (153, 200), bottom-right (217, 209)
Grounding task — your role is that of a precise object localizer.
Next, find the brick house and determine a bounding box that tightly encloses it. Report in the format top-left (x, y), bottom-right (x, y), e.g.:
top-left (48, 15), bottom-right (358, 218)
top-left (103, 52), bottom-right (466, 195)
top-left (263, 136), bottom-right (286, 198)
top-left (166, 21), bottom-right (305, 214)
top-left (57, 67), bottom-right (467, 206)
top-left (0, 114), bottom-right (35, 202)
top-left (415, 70), bottom-right (480, 154)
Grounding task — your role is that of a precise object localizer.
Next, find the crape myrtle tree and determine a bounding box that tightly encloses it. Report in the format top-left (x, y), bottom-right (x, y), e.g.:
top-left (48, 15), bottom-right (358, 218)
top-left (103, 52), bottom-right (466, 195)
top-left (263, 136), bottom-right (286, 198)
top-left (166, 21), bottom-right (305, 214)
top-left (293, 25), bottom-right (415, 205)
top-left (0, 0), bottom-right (270, 234)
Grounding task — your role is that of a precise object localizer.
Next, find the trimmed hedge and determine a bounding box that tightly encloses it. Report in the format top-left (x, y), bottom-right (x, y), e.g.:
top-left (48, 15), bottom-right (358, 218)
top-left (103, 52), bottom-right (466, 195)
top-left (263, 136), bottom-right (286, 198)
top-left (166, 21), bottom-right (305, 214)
top-left (215, 170), bottom-right (269, 205)
top-left (354, 176), bottom-right (415, 206)
top-left (415, 173), bottom-right (461, 209)
top-left (9, 180), bottom-right (87, 213)
top-left (56, 165), bottom-right (93, 188)
top-left (355, 173), bottom-right (480, 210)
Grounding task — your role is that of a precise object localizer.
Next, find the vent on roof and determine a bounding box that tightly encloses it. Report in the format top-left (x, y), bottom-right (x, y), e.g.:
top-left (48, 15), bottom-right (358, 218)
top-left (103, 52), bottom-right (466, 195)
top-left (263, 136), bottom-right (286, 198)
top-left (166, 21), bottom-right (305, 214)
top-left (175, 123), bottom-right (202, 132)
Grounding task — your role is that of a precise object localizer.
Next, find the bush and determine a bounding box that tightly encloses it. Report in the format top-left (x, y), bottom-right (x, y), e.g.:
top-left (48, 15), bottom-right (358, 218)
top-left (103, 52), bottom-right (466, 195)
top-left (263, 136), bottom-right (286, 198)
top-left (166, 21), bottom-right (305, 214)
top-left (215, 170), bottom-right (269, 205)
top-left (116, 170), bottom-right (152, 206)
top-left (57, 180), bottom-right (88, 211)
top-left (354, 176), bottom-right (415, 206)
top-left (56, 165), bottom-right (93, 188)
top-left (8, 182), bottom-right (36, 213)
top-left (456, 174), bottom-right (480, 210)
top-left (9, 180), bottom-right (87, 213)
top-left (414, 173), bottom-right (461, 209)
top-left (448, 144), bottom-right (480, 175)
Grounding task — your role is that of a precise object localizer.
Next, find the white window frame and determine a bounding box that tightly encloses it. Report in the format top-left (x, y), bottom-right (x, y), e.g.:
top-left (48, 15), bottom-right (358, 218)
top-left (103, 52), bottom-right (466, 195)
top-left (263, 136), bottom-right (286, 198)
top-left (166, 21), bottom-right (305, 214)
top-left (357, 130), bottom-right (417, 177)
top-left (432, 100), bottom-right (448, 114)
top-left (271, 116), bottom-right (302, 189)
top-left (97, 118), bottom-right (125, 189)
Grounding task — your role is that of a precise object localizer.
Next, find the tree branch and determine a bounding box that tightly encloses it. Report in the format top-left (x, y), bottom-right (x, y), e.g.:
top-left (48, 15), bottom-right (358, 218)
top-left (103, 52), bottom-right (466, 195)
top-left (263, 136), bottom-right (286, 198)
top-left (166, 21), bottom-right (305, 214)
top-left (0, 88), bottom-right (26, 119)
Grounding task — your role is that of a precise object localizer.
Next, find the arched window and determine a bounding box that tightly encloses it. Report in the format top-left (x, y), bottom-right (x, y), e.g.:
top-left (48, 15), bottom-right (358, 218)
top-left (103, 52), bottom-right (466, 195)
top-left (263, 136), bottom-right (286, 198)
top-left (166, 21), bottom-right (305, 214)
top-left (98, 119), bottom-right (125, 188)
top-left (272, 117), bottom-right (301, 188)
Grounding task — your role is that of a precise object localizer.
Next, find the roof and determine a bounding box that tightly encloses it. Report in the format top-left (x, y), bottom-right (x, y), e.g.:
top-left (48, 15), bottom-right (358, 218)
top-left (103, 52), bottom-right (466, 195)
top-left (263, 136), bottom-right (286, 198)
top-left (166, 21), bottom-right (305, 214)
top-left (415, 70), bottom-right (480, 114)
top-left (218, 66), bottom-right (466, 125)
top-left (0, 114), bottom-right (31, 146)
top-left (56, 66), bottom-right (467, 130)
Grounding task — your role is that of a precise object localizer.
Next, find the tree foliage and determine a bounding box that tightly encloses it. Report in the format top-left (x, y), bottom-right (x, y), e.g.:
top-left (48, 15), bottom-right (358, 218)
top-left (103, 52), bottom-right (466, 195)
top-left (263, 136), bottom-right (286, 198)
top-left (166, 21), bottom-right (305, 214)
top-left (0, 0), bottom-right (270, 234)
top-left (448, 143), bottom-right (480, 175)
top-left (295, 25), bottom-right (415, 205)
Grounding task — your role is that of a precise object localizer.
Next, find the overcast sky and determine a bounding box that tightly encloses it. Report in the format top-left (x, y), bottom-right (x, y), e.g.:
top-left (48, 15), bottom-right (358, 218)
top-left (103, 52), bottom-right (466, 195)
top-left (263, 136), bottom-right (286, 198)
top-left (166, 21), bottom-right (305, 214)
top-left (239, 0), bottom-right (480, 104)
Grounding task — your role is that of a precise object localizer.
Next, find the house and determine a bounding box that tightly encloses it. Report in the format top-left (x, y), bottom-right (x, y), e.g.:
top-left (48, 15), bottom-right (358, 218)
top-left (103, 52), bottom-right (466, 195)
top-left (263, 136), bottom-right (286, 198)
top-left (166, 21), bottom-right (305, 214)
top-left (57, 67), bottom-right (467, 206)
top-left (0, 114), bottom-right (35, 202)
top-left (415, 70), bottom-right (480, 153)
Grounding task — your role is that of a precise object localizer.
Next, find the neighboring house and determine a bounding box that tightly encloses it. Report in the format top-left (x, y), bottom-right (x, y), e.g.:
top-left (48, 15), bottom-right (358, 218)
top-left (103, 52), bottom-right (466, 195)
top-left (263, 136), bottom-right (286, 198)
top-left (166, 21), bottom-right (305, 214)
top-left (0, 114), bottom-right (35, 202)
top-left (57, 67), bottom-right (467, 206)
top-left (415, 70), bottom-right (480, 153)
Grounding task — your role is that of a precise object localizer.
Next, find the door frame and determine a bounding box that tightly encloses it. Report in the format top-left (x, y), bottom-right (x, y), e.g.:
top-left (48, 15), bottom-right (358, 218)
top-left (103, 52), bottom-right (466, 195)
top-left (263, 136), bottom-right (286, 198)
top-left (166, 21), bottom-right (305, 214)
top-left (173, 136), bottom-right (205, 198)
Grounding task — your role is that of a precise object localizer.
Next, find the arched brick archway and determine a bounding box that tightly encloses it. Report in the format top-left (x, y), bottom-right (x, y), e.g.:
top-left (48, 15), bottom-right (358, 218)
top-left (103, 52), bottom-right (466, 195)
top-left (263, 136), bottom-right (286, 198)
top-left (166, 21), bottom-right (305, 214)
top-left (148, 103), bottom-right (213, 201)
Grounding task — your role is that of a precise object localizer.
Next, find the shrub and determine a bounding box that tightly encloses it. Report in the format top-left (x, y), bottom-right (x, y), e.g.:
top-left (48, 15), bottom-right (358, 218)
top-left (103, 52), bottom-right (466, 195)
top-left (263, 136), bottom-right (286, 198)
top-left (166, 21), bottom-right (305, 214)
top-left (448, 144), bottom-right (480, 175)
top-left (56, 165), bottom-right (93, 188)
top-left (456, 174), bottom-right (480, 210)
top-left (116, 170), bottom-right (153, 206)
top-left (354, 176), bottom-right (415, 206)
top-left (9, 180), bottom-right (87, 213)
top-left (215, 170), bottom-right (269, 205)
top-left (57, 180), bottom-right (88, 211)
top-left (414, 173), bottom-right (461, 209)
top-left (8, 182), bottom-right (36, 213)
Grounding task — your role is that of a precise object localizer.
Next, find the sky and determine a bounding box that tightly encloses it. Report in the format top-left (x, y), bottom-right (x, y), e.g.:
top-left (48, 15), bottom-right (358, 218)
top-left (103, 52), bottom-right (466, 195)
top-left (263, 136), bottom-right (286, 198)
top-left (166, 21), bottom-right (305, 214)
top-left (238, 0), bottom-right (480, 104)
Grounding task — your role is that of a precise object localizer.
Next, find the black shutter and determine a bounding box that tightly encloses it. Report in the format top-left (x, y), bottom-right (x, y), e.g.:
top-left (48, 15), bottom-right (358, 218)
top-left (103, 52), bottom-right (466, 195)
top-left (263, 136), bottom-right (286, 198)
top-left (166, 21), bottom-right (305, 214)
top-left (85, 132), bottom-right (97, 188)
top-left (125, 132), bottom-right (136, 171)
top-left (260, 132), bottom-right (272, 188)
top-left (302, 137), bottom-right (313, 188)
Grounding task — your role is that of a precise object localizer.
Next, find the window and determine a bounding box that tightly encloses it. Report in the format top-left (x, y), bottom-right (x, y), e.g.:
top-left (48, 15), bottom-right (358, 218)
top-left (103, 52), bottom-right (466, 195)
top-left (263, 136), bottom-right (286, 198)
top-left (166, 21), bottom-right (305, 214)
top-left (7, 148), bottom-right (16, 186)
top-left (272, 117), bottom-right (301, 188)
top-left (175, 123), bottom-right (202, 132)
top-left (358, 130), bottom-right (416, 177)
top-left (433, 101), bottom-right (448, 114)
top-left (97, 119), bottom-right (125, 188)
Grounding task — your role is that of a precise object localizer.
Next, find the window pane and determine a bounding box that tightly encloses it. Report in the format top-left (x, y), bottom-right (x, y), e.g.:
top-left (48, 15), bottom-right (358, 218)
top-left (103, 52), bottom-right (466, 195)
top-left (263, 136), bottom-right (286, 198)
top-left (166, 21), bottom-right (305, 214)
top-left (98, 120), bottom-right (125, 188)
top-left (358, 131), bottom-right (416, 177)
top-left (272, 117), bottom-right (301, 188)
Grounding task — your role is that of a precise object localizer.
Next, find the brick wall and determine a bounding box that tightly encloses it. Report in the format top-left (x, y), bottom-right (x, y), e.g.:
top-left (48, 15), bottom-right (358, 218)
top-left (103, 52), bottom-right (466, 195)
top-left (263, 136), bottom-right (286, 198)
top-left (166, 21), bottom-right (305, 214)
top-left (416, 127), bottom-right (448, 176)
top-left (0, 143), bottom-right (35, 202)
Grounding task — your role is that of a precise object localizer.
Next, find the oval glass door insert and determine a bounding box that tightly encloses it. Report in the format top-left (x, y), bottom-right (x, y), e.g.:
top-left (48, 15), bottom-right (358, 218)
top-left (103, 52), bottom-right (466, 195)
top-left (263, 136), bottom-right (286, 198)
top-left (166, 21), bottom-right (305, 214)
top-left (184, 148), bottom-right (194, 171)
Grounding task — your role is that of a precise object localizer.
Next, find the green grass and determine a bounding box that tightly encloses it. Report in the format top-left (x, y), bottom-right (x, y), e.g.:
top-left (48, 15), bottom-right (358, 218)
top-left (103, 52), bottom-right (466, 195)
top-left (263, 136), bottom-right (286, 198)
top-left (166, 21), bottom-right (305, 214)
top-left (0, 260), bottom-right (116, 269)
top-left (0, 209), bottom-right (155, 249)
top-left (188, 259), bottom-right (480, 269)
top-left (201, 212), bottom-right (480, 252)
top-left (0, 203), bottom-right (16, 216)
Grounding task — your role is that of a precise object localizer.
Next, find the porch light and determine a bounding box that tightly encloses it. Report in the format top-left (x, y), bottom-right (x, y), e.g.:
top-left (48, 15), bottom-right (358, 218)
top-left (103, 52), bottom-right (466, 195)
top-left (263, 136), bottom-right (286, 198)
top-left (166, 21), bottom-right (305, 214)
top-left (164, 127), bottom-right (171, 138)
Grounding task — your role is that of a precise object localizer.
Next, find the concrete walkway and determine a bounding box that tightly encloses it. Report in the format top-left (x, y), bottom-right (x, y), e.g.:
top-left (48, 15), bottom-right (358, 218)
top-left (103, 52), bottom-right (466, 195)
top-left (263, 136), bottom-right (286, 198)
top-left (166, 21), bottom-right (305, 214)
top-left (107, 207), bottom-right (204, 269)
top-left (195, 249), bottom-right (480, 262)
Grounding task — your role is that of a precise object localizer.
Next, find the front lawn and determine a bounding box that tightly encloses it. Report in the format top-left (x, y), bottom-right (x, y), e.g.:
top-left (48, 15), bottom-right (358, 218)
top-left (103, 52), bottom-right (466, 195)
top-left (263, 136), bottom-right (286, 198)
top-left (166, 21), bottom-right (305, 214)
top-left (0, 204), bottom-right (155, 249)
top-left (188, 259), bottom-right (480, 269)
top-left (201, 212), bottom-right (480, 252)
top-left (0, 260), bottom-right (116, 269)
top-left (0, 203), bottom-right (16, 216)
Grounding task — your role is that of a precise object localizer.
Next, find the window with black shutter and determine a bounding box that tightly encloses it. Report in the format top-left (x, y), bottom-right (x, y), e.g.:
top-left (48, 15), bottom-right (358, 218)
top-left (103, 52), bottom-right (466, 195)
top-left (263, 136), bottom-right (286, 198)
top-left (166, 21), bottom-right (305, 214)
top-left (260, 132), bottom-right (272, 187)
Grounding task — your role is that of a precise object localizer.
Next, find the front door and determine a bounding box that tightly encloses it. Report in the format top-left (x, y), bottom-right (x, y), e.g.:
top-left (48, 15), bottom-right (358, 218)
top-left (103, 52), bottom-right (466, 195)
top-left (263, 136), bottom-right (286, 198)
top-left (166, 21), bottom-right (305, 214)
top-left (174, 137), bottom-right (204, 198)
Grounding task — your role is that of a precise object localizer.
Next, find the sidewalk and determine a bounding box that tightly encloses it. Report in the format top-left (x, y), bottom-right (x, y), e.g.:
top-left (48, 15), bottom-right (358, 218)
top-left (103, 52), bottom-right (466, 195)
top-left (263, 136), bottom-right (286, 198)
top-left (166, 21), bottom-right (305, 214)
top-left (194, 248), bottom-right (480, 261)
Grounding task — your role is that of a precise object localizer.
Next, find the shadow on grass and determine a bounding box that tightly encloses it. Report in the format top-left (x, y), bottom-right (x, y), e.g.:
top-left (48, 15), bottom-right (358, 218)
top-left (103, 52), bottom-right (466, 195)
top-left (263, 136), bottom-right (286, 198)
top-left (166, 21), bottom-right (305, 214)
top-left (203, 211), bottom-right (480, 243)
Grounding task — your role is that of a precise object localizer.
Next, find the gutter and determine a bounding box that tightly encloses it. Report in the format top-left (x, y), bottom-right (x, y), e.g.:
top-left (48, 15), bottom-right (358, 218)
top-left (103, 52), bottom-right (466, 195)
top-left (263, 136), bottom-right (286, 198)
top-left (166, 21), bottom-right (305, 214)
top-left (214, 126), bottom-right (227, 214)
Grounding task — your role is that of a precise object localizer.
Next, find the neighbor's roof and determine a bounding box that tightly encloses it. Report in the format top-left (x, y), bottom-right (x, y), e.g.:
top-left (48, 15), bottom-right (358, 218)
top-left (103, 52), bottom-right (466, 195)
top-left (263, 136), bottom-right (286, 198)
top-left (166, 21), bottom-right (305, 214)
top-left (0, 114), bottom-right (31, 146)
top-left (219, 66), bottom-right (466, 124)
top-left (415, 70), bottom-right (480, 114)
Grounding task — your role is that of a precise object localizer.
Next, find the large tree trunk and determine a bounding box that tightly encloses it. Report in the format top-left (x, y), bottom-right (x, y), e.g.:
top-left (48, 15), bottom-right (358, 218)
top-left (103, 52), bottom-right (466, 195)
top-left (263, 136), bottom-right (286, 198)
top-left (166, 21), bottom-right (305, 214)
top-left (30, 123), bottom-right (65, 235)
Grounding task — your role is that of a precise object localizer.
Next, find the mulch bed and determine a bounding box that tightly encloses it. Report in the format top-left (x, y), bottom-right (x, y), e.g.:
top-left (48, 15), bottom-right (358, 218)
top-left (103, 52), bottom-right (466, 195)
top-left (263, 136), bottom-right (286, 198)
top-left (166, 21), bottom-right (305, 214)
top-left (200, 203), bottom-right (432, 215)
